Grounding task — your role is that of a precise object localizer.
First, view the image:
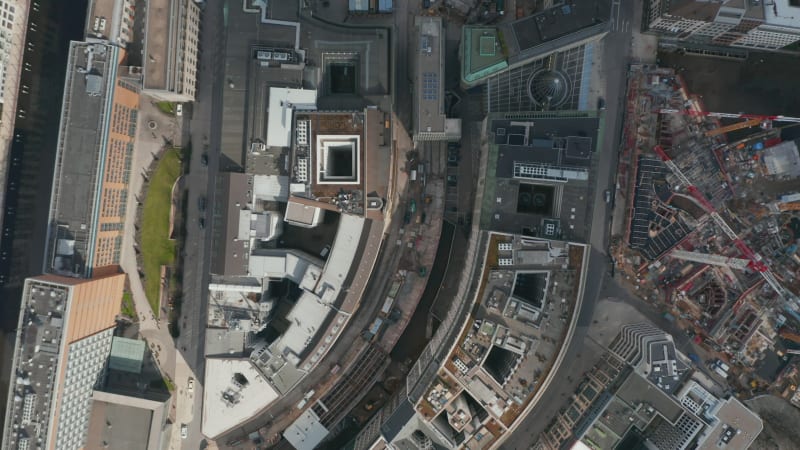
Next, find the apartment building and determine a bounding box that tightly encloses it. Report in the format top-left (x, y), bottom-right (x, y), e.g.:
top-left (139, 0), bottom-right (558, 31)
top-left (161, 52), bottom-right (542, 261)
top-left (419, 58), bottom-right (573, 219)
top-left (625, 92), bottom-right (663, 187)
top-left (646, 0), bottom-right (800, 51)
top-left (1, 272), bottom-right (126, 450)
top-left (45, 41), bottom-right (140, 277)
top-left (142, 0), bottom-right (199, 102)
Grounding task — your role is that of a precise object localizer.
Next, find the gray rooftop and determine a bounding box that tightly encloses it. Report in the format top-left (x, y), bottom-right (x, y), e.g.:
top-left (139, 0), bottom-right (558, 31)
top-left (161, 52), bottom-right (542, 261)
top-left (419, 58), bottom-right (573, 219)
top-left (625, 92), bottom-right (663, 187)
top-left (615, 373), bottom-right (684, 424)
top-left (212, 173), bottom-right (251, 276)
top-left (646, 340), bottom-right (689, 395)
top-left (414, 16), bottom-right (446, 134)
top-left (205, 329), bottom-right (248, 357)
top-left (490, 117), bottom-right (598, 176)
top-left (244, 48), bottom-right (302, 175)
top-left (506, 0), bottom-right (611, 64)
top-left (85, 400), bottom-right (154, 450)
top-left (2, 279), bottom-right (70, 449)
top-left (47, 41), bottom-right (118, 277)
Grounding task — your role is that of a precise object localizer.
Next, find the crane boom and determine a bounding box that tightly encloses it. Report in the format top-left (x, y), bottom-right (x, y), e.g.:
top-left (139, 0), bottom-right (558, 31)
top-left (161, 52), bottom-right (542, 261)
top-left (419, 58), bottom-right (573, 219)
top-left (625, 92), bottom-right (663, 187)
top-left (670, 250), bottom-right (751, 270)
top-left (652, 145), bottom-right (785, 298)
top-left (660, 108), bottom-right (800, 123)
top-left (704, 118), bottom-right (763, 137)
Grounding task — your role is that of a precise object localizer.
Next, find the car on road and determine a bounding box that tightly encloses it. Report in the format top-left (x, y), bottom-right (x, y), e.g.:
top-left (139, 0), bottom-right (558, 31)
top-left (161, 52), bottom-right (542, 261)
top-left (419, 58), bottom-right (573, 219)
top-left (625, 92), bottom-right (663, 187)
top-left (201, 153), bottom-right (208, 166)
top-left (448, 148), bottom-right (459, 165)
top-left (176, 103), bottom-right (183, 116)
top-left (181, 424), bottom-right (188, 439)
top-left (604, 190), bottom-right (612, 204)
top-left (187, 377), bottom-right (194, 392)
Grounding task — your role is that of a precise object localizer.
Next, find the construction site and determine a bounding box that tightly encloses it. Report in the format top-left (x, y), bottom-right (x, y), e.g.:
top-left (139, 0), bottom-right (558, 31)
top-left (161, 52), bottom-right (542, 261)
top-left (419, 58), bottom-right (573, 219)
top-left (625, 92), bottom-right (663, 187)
top-left (611, 64), bottom-right (800, 402)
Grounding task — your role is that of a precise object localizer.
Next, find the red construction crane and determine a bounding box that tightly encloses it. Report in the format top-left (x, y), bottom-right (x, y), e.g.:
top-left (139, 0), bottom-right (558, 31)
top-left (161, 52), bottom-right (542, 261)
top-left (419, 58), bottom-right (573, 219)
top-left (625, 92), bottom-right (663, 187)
top-left (659, 108), bottom-right (800, 123)
top-left (652, 145), bottom-right (787, 298)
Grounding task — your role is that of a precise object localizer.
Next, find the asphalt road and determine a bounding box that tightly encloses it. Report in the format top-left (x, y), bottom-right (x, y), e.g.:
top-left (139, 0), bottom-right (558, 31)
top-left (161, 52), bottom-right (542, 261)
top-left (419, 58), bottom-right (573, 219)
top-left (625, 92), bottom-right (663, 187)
top-left (177, 0), bottom-right (227, 447)
top-left (500, 0), bottom-right (636, 447)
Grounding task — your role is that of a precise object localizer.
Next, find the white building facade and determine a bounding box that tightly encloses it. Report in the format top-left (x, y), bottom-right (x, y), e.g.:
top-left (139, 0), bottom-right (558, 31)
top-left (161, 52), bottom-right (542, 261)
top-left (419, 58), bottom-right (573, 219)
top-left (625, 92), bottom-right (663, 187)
top-left (646, 0), bottom-right (800, 51)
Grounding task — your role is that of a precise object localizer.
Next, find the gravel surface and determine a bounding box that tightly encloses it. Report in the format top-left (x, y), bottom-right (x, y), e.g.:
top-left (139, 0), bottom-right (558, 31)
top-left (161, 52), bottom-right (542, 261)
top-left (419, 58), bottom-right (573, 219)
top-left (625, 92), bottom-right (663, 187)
top-left (746, 395), bottom-right (800, 450)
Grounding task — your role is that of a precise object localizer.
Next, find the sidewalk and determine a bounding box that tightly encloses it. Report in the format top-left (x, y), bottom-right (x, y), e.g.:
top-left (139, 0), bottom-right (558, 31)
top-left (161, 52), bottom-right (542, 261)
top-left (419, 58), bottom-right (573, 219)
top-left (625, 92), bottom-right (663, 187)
top-left (630, 0), bottom-right (657, 64)
top-left (121, 97), bottom-right (183, 380)
top-left (120, 96), bottom-right (187, 448)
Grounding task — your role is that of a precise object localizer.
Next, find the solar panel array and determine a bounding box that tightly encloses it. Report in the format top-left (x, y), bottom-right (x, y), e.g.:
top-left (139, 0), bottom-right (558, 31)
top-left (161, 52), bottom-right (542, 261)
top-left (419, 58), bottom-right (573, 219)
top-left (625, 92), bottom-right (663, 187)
top-left (422, 72), bottom-right (438, 100)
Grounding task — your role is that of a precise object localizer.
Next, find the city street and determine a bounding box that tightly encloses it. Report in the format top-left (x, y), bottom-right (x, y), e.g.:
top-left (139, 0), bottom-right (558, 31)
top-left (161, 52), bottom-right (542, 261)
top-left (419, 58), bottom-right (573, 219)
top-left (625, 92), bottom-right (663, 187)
top-left (500, 0), bottom-right (637, 447)
top-left (174, 0), bottom-right (229, 447)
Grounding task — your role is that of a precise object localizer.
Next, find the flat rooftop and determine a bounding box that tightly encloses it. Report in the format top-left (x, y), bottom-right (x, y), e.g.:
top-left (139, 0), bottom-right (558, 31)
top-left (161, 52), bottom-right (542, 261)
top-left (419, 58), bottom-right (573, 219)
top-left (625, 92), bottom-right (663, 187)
top-left (415, 16), bottom-right (446, 134)
top-left (482, 113), bottom-right (599, 241)
top-left (284, 409), bottom-right (330, 450)
top-left (615, 373), bottom-right (684, 424)
top-left (143, 0), bottom-right (169, 90)
top-left (490, 117), bottom-right (598, 174)
top-left (245, 49), bottom-right (304, 175)
top-left (461, 27), bottom-right (509, 85)
top-left (2, 279), bottom-right (70, 449)
top-left (212, 173), bottom-right (251, 276)
top-left (222, 2), bottom-right (301, 171)
top-left (86, 0), bottom-right (135, 47)
top-left (300, 16), bottom-right (391, 110)
top-left (47, 42), bottom-right (118, 276)
top-left (510, 0), bottom-right (610, 51)
top-left (696, 397), bottom-right (763, 450)
top-left (293, 111), bottom-right (371, 211)
top-left (85, 390), bottom-right (167, 450)
top-left (202, 358), bottom-right (280, 438)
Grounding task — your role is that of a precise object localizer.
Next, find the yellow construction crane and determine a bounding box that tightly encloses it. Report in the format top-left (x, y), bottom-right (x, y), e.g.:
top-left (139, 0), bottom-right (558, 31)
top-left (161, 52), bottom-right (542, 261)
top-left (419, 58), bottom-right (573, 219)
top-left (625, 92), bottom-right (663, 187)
top-left (705, 118), bottom-right (764, 137)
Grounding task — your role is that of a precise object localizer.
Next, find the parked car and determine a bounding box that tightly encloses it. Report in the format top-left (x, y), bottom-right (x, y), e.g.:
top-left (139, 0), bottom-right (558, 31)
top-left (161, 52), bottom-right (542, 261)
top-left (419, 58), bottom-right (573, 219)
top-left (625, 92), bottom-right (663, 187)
top-left (198, 196), bottom-right (206, 212)
top-left (448, 148), bottom-right (459, 165)
top-left (198, 218), bottom-right (205, 229)
top-left (604, 189), bottom-right (612, 203)
top-left (320, 245), bottom-right (331, 259)
top-left (597, 97), bottom-right (606, 110)
top-left (187, 377), bottom-right (194, 393)
top-left (200, 153), bottom-right (208, 166)
top-left (447, 175), bottom-right (458, 186)
top-left (181, 424), bottom-right (188, 439)
top-left (176, 103), bottom-right (183, 116)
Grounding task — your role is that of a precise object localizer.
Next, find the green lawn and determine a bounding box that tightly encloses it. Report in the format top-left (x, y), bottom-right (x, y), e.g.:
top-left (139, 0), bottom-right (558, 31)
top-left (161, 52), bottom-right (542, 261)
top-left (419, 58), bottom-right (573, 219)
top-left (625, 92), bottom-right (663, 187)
top-left (121, 291), bottom-right (136, 319)
top-left (141, 148), bottom-right (181, 313)
top-left (156, 101), bottom-right (175, 115)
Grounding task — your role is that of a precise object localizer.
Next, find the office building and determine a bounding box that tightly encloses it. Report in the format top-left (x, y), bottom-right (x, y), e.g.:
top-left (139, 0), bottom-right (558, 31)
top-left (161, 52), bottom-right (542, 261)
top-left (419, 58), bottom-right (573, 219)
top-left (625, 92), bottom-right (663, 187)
top-left (0, 0), bottom-right (26, 109)
top-left (85, 336), bottom-right (171, 450)
top-left (45, 41), bottom-right (139, 277)
top-left (646, 0), bottom-right (800, 51)
top-left (2, 272), bottom-right (126, 450)
top-left (538, 323), bottom-right (763, 450)
top-left (460, 0), bottom-right (611, 88)
top-left (142, 0), bottom-right (199, 101)
top-left (0, 0), bottom-right (31, 238)
top-left (414, 16), bottom-right (460, 142)
top-left (84, 0), bottom-right (136, 47)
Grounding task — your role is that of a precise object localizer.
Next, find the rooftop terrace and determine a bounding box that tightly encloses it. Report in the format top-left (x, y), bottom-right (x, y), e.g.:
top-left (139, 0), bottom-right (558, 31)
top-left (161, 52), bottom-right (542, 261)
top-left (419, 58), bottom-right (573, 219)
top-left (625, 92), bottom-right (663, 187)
top-left (461, 27), bottom-right (509, 86)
